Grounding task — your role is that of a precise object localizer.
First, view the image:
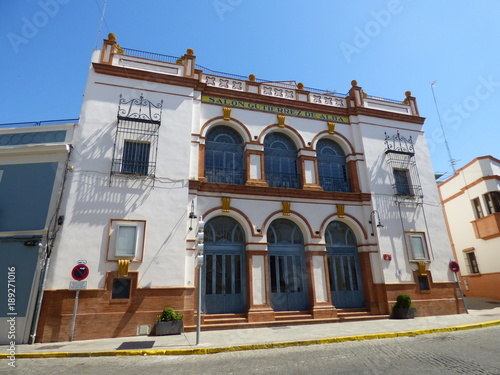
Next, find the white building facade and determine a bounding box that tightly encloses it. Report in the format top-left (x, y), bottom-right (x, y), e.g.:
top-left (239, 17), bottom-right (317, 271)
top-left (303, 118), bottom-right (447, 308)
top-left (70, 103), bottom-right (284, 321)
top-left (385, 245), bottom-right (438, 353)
top-left (439, 156), bottom-right (500, 300)
top-left (35, 35), bottom-right (462, 343)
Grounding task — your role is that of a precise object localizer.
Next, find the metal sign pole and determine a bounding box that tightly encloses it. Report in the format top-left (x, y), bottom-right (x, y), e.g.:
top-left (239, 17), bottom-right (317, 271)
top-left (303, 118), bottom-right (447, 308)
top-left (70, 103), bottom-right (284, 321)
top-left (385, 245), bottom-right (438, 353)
top-left (69, 289), bottom-right (80, 341)
top-left (455, 273), bottom-right (469, 314)
top-left (196, 265), bottom-right (202, 346)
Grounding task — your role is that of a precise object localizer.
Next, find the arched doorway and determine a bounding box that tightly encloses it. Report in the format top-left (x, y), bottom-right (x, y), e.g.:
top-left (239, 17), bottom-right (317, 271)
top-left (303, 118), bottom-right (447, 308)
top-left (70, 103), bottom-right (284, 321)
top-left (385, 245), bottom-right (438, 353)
top-left (267, 219), bottom-right (309, 311)
top-left (325, 221), bottom-right (364, 308)
top-left (203, 216), bottom-right (246, 314)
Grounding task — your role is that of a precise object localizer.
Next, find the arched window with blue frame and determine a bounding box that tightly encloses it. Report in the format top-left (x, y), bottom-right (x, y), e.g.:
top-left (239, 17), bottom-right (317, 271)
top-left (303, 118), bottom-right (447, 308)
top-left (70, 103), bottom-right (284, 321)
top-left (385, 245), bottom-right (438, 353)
top-left (205, 126), bottom-right (245, 185)
top-left (264, 133), bottom-right (299, 189)
top-left (317, 139), bottom-right (350, 192)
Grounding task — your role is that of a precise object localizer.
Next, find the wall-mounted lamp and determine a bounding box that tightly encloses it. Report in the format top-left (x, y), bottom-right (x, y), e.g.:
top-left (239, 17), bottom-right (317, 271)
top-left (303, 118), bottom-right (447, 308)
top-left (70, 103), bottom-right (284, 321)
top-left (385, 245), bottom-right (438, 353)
top-left (315, 230), bottom-right (320, 235)
top-left (188, 200), bottom-right (197, 230)
top-left (254, 135), bottom-right (258, 140)
top-left (256, 227), bottom-right (261, 233)
top-left (308, 142), bottom-right (312, 146)
top-left (369, 210), bottom-right (384, 236)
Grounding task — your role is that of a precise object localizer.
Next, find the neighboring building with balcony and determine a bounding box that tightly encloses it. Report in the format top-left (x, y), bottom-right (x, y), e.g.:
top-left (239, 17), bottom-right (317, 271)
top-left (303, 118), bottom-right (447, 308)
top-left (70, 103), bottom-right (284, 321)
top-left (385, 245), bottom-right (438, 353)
top-left (439, 156), bottom-right (500, 300)
top-left (33, 34), bottom-right (461, 343)
top-left (0, 120), bottom-right (75, 344)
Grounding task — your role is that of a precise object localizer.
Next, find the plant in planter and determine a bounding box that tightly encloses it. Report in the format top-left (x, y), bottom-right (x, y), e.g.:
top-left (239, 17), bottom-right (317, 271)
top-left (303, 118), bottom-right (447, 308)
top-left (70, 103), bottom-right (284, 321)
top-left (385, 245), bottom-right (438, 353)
top-left (392, 294), bottom-right (417, 319)
top-left (155, 308), bottom-right (184, 335)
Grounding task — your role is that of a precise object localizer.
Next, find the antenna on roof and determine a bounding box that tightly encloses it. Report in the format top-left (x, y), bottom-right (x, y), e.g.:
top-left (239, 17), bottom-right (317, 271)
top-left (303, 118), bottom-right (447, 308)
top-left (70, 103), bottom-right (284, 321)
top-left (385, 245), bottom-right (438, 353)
top-left (430, 81), bottom-right (457, 174)
top-left (94, 0), bottom-right (108, 50)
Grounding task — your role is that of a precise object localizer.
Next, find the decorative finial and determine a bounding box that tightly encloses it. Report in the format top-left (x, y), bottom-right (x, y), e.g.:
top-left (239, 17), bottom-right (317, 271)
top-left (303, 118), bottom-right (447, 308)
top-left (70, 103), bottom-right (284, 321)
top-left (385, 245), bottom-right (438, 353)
top-left (248, 74), bottom-right (256, 81)
top-left (108, 33), bottom-right (116, 41)
top-left (186, 48), bottom-right (194, 56)
top-left (405, 91), bottom-right (412, 97)
top-left (297, 82), bottom-right (304, 90)
top-left (351, 80), bottom-right (358, 87)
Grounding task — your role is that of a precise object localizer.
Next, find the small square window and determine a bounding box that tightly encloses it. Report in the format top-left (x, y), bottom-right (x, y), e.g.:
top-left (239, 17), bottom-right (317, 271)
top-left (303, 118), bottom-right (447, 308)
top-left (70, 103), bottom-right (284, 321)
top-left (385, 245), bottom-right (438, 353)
top-left (122, 140), bottom-right (150, 175)
top-left (464, 251), bottom-right (480, 274)
top-left (107, 220), bottom-right (146, 261)
top-left (406, 232), bottom-right (430, 261)
top-left (393, 169), bottom-right (412, 195)
top-left (472, 198), bottom-right (484, 219)
top-left (112, 278), bottom-right (131, 299)
top-left (418, 275), bottom-right (430, 291)
top-left (116, 226), bottom-right (137, 257)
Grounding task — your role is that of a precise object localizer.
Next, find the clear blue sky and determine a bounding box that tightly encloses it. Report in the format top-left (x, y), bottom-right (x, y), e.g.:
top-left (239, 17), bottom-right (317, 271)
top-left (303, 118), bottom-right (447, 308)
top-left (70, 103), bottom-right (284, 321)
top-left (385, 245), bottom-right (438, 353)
top-left (1, 1), bottom-right (499, 177)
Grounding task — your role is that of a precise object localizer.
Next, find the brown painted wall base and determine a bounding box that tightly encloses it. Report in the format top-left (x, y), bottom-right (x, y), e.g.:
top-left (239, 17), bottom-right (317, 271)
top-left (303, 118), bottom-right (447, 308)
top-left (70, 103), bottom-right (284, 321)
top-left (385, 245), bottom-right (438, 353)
top-left (36, 278), bottom-right (463, 343)
top-left (462, 272), bottom-right (500, 300)
top-left (36, 285), bottom-right (195, 343)
top-left (385, 281), bottom-right (466, 316)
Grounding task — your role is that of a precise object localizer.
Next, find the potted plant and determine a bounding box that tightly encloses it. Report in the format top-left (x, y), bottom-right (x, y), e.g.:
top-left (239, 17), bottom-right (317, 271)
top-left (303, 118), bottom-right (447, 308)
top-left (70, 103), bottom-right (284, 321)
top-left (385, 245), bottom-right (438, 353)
top-left (155, 307), bottom-right (184, 335)
top-left (392, 294), bottom-right (417, 319)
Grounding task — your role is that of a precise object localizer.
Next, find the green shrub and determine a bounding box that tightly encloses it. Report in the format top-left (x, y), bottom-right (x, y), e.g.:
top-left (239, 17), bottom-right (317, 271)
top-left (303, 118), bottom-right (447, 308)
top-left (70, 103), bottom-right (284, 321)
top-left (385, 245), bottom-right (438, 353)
top-left (394, 294), bottom-right (412, 309)
top-left (157, 307), bottom-right (183, 322)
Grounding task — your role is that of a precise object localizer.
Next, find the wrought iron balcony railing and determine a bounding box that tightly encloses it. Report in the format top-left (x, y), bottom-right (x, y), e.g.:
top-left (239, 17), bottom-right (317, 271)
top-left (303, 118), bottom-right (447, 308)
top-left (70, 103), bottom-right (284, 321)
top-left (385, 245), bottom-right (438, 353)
top-left (265, 172), bottom-right (300, 189)
top-left (205, 167), bottom-right (245, 185)
top-left (319, 177), bottom-right (350, 192)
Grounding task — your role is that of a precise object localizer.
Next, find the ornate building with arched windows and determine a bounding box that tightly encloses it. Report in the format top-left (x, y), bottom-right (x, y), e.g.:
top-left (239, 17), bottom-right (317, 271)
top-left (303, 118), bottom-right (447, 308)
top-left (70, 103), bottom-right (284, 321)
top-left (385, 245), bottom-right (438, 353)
top-left (31, 35), bottom-right (463, 343)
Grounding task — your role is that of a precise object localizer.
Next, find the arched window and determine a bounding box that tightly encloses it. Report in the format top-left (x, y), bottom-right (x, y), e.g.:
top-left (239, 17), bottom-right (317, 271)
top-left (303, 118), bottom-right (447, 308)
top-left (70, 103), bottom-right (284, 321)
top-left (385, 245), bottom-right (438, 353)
top-left (267, 219), bottom-right (303, 245)
top-left (205, 126), bottom-right (245, 185)
top-left (317, 139), bottom-right (350, 192)
top-left (325, 221), bottom-right (356, 247)
top-left (264, 133), bottom-right (299, 189)
top-left (205, 216), bottom-right (245, 244)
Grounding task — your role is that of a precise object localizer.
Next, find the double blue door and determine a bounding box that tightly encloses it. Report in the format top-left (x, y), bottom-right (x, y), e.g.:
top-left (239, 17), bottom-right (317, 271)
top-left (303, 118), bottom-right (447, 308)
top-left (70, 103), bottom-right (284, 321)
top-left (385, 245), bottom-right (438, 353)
top-left (327, 246), bottom-right (364, 308)
top-left (268, 246), bottom-right (309, 311)
top-left (203, 245), bottom-right (246, 314)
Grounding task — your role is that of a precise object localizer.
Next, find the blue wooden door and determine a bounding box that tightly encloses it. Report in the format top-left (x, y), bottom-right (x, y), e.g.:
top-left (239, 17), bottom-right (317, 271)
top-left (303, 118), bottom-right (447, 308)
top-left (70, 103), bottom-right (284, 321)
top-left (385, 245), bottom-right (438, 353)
top-left (327, 248), bottom-right (364, 308)
top-left (203, 217), bottom-right (246, 314)
top-left (267, 219), bottom-right (309, 311)
top-left (326, 221), bottom-right (364, 308)
top-left (268, 247), bottom-right (308, 311)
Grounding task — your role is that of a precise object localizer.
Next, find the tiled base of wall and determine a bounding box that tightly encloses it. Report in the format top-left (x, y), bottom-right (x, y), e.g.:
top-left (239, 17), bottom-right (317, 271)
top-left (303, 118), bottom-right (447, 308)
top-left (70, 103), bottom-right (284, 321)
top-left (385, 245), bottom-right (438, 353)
top-left (36, 279), bottom-right (463, 343)
top-left (36, 280), bottom-right (195, 343)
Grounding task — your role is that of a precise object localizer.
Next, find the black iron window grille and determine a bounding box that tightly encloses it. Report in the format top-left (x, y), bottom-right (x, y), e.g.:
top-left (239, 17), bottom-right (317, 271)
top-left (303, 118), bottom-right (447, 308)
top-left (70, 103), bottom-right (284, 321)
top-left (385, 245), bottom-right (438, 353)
top-left (384, 131), bottom-right (422, 205)
top-left (111, 94), bottom-right (162, 183)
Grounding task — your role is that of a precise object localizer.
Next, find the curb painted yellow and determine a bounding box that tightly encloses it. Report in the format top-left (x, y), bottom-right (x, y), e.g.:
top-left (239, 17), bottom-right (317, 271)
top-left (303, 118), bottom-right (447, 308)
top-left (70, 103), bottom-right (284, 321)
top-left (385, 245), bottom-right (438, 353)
top-left (3, 320), bottom-right (500, 359)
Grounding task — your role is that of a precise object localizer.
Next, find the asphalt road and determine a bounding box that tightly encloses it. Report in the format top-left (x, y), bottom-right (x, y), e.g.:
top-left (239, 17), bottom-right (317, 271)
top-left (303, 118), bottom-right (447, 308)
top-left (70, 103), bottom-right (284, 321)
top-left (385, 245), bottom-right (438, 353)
top-left (4, 325), bottom-right (500, 375)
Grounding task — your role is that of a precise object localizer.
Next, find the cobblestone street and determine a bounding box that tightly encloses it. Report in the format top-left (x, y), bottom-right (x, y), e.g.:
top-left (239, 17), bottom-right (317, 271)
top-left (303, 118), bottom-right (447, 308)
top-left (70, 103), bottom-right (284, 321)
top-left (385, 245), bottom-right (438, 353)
top-left (6, 325), bottom-right (500, 375)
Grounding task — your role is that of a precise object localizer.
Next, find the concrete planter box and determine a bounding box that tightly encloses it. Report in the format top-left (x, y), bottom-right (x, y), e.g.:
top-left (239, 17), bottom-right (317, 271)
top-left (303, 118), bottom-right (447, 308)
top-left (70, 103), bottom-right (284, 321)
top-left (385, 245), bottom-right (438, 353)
top-left (155, 320), bottom-right (184, 335)
top-left (392, 307), bottom-right (417, 319)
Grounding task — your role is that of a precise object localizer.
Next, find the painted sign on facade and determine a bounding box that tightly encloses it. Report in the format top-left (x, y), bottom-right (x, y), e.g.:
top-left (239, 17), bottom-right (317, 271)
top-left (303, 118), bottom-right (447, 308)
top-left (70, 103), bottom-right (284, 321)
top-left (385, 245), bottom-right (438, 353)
top-left (202, 95), bottom-right (350, 124)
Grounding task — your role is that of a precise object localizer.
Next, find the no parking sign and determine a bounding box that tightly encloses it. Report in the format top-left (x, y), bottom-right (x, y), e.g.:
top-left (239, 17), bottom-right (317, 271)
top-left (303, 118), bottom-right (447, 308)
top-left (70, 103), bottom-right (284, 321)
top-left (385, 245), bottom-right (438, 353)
top-left (449, 261), bottom-right (460, 273)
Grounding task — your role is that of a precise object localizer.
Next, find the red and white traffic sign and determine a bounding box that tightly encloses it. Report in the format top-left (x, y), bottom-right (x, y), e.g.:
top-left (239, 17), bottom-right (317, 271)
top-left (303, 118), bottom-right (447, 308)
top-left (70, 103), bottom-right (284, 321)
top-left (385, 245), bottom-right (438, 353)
top-left (71, 264), bottom-right (89, 281)
top-left (449, 261), bottom-right (460, 273)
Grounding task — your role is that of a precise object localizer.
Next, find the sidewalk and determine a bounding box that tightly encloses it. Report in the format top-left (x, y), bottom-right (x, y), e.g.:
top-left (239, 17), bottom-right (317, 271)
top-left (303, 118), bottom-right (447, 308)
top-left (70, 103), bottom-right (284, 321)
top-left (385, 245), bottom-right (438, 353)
top-left (3, 297), bottom-right (500, 358)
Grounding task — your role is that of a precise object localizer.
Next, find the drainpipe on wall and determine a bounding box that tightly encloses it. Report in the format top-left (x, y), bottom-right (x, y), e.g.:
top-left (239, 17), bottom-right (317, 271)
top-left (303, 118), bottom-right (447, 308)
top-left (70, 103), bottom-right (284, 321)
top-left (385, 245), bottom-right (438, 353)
top-left (29, 144), bottom-right (73, 344)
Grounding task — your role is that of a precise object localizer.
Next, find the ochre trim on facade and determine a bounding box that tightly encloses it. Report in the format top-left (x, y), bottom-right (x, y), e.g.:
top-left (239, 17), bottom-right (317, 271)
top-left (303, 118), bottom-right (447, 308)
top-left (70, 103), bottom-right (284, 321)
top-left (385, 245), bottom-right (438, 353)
top-left (441, 175), bottom-right (500, 204)
top-left (199, 116), bottom-right (252, 142)
top-left (202, 206), bottom-right (260, 237)
top-left (320, 213), bottom-right (370, 240)
top-left (438, 155), bottom-right (500, 188)
top-left (189, 180), bottom-right (371, 202)
top-left (258, 124), bottom-right (307, 149)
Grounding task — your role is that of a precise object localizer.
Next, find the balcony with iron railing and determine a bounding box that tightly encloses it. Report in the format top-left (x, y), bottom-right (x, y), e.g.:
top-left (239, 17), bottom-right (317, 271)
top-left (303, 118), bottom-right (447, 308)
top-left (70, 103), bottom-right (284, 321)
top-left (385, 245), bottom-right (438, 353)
top-left (319, 177), bottom-right (350, 193)
top-left (265, 172), bottom-right (300, 189)
top-left (205, 167), bottom-right (245, 185)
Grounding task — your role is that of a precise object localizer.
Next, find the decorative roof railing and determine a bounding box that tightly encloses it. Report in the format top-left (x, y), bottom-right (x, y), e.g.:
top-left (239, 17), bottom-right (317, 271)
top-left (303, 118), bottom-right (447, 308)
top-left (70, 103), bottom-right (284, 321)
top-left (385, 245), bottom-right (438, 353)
top-left (0, 119), bottom-right (79, 128)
